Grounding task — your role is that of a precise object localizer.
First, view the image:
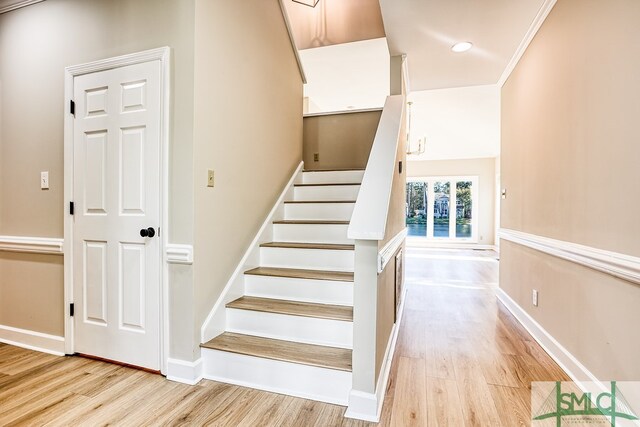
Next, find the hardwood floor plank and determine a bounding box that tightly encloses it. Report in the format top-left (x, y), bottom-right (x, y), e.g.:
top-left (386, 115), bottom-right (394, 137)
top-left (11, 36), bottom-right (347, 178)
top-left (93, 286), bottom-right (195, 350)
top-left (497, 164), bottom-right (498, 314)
top-left (226, 296), bottom-right (354, 322)
top-left (244, 266), bottom-right (354, 282)
top-left (390, 357), bottom-right (427, 426)
top-left (425, 377), bottom-right (466, 426)
top-left (201, 332), bottom-right (352, 371)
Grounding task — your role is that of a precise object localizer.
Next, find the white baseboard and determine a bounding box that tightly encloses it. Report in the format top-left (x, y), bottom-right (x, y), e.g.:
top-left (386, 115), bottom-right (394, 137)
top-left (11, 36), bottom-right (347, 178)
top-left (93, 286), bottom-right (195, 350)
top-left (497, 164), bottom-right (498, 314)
top-left (496, 287), bottom-right (599, 390)
top-left (0, 324), bottom-right (65, 356)
top-left (166, 357), bottom-right (203, 385)
top-left (345, 286), bottom-right (407, 422)
top-left (200, 162), bottom-right (303, 343)
top-left (406, 238), bottom-right (496, 250)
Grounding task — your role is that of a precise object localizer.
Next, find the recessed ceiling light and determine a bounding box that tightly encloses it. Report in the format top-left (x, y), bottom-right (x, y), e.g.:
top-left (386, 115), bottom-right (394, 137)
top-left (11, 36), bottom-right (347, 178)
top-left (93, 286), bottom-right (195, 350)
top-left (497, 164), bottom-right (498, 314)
top-left (451, 41), bottom-right (473, 53)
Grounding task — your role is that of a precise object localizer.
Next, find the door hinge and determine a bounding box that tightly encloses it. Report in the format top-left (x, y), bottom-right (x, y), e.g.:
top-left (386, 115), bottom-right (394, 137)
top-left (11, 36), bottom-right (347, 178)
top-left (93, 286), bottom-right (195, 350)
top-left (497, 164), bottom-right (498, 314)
top-left (70, 303), bottom-right (75, 317)
top-left (70, 100), bottom-right (76, 116)
top-left (69, 201), bottom-right (75, 215)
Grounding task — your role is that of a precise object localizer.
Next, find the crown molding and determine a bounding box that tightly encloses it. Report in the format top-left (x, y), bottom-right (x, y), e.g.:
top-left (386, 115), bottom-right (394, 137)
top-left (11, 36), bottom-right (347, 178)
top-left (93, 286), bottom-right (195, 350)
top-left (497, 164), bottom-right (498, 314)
top-left (0, 0), bottom-right (45, 14)
top-left (497, 0), bottom-right (557, 87)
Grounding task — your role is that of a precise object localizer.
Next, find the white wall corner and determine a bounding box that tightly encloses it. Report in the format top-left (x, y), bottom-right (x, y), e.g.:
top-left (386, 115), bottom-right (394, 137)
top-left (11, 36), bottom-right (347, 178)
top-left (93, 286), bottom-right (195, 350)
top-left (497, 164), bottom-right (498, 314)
top-left (166, 357), bottom-right (203, 386)
top-left (0, 324), bottom-right (65, 356)
top-left (200, 162), bottom-right (304, 343)
top-left (496, 287), bottom-right (599, 390)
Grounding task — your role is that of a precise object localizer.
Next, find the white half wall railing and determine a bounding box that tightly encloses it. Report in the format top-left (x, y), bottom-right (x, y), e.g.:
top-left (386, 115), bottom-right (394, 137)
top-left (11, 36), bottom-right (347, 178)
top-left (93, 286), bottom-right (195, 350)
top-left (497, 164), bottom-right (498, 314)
top-left (345, 95), bottom-right (406, 423)
top-left (348, 95), bottom-right (405, 242)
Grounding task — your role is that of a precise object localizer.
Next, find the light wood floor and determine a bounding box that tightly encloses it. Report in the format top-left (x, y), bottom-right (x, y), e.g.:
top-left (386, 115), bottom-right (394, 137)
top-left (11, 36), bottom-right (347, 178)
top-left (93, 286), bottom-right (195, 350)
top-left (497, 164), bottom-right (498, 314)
top-left (0, 247), bottom-right (568, 426)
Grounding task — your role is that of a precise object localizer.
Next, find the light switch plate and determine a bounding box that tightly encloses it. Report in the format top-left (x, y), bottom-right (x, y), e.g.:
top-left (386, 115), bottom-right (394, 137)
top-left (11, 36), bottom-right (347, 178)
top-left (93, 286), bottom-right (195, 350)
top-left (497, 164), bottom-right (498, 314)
top-left (207, 170), bottom-right (215, 187)
top-left (41, 171), bottom-right (49, 189)
top-left (532, 289), bottom-right (539, 307)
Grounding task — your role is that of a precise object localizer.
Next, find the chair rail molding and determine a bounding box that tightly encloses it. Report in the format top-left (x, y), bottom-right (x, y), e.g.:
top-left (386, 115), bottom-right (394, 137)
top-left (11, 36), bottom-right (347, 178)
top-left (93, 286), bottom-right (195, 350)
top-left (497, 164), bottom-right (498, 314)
top-left (0, 235), bottom-right (64, 255)
top-left (378, 228), bottom-right (406, 273)
top-left (499, 228), bottom-right (640, 285)
top-left (166, 244), bottom-right (194, 265)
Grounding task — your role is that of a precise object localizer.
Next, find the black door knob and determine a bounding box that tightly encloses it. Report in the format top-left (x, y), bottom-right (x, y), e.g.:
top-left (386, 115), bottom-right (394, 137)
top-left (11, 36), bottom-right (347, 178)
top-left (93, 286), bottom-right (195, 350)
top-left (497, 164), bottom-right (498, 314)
top-left (140, 227), bottom-right (156, 238)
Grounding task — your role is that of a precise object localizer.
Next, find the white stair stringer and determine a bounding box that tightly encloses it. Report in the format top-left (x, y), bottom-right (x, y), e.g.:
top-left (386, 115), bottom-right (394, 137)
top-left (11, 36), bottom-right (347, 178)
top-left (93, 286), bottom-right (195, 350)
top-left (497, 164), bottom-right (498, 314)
top-left (226, 308), bottom-right (353, 349)
top-left (245, 274), bottom-right (353, 306)
top-left (202, 348), bottom-right (352, 406)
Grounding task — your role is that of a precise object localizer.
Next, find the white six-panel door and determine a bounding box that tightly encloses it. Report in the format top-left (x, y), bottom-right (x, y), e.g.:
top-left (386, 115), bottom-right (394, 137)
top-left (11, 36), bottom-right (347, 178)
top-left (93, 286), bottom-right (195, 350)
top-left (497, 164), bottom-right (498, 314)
top-left (72, 60), bottom-right (161, 370)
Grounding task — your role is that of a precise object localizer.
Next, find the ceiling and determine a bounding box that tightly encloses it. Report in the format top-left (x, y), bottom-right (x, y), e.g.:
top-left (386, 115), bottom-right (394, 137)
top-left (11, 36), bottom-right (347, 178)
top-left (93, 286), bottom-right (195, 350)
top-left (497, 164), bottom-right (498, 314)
top-left (284, 0), bottom-right (385, 50)
top-left (379, 0), bottom-right (548, 90)
top-left (407, 85), bottom-right (500, 160)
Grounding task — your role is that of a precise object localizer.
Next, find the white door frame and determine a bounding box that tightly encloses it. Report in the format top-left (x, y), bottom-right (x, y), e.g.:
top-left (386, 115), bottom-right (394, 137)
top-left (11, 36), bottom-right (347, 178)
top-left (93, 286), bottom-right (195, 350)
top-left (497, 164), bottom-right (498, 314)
top-left (63, 47), bottom-right (171, 374)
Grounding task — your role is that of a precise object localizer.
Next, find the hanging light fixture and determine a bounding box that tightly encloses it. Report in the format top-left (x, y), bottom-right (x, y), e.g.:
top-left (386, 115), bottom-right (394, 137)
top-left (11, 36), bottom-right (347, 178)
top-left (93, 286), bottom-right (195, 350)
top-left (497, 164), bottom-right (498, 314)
top-left (292, 0), bottom-right (320, 7)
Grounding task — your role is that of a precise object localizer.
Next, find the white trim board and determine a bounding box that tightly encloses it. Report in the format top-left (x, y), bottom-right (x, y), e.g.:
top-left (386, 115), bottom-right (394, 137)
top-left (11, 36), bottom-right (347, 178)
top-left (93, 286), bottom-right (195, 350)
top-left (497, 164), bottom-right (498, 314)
top-left (348, 95), bottom-right (405, 240)
top-left (496, 288), bottom-right (599, 391)
top-left (166, 358), bottom-right (203, 385)
top-left (378, 228), bottom-right (406, 273)
top-left (0, 324), bottom-right (65, 356)
top-left (499, 228), bottom-right (640, 286)
top-left (166, 244), bottom-right (193, 265)
top-left (277, 0), bottom-right (306, 84)
top-left (345, 285), bottom-right (407, 422)
top-left (200, 162), bottom-right (304, 343)
top-left (497, 0), bottom-right (557, 87)
top-left (0, 235), bottom-right (63, 255)
top-left (64, 47), bottom-right (172, 373)
top-left (0, 0), bottom-right (44, 14)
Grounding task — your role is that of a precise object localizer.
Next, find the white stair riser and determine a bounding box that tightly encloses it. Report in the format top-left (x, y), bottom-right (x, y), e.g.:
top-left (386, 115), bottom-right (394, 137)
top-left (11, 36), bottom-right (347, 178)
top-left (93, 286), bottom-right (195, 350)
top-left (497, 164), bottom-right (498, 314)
top-left (301, 170), bottom-right (365, 185)
top-left (294, 186), bottom-right (360, 201)
top-left (260, 247), bottom-right (354, 271)
top-left (273, 224), bottom-right (351, 244)
top-left (202, 349), bottom-right (351, 406)
top-left (226, 309), bottom-right (353, 349)
top-left (245, 275), bottom-right (354, 306)
top-left (284, 203), bottom-right (355, 221)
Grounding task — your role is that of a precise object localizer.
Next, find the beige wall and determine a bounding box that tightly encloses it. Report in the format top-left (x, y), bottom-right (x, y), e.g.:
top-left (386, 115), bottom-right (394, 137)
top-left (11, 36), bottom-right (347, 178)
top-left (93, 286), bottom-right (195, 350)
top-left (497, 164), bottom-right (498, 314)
top-left (0, 0), bottom-right (195, 338)
top-left (192, 0), bottom-right (303, 343)
top-left (501, 0), bottom-right (640, 379)
top-left (303, 110), bottom-right (381, 170)
top-left (407, 158), bottom-right (497, 246)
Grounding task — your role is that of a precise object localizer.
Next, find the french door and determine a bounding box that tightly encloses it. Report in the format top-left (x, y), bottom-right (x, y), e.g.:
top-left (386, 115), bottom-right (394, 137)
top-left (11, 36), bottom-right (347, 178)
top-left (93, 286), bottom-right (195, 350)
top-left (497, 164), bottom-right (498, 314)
top-left (406, 176), bottom-right (478, 242)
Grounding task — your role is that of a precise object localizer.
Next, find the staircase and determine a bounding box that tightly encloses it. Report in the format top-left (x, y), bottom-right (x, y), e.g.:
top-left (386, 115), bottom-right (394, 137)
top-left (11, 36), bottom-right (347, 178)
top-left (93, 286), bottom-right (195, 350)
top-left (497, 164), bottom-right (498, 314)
top-left (200, 168), bottom-right (364, 405)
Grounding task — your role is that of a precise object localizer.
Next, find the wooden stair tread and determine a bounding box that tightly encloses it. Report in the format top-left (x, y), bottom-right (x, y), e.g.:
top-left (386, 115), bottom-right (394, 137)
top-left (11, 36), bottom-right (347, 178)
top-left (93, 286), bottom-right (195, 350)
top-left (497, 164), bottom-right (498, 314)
top-left (244, 267), bottom-right (354, 282)
top-left (273, 220), bottom-right (349, 225)
top-left (283, 200), bottom-right (356, 204)
top-left (294, 183), bottom-right (361, 187)
top-left (201, 332), bottom-right (352, 372)
top-left (260, 242), bottom-right (355, 251)
top-left (302, 168), bottom-right (365, 172)
top-left (226, 296), bottom-right (353, 321)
